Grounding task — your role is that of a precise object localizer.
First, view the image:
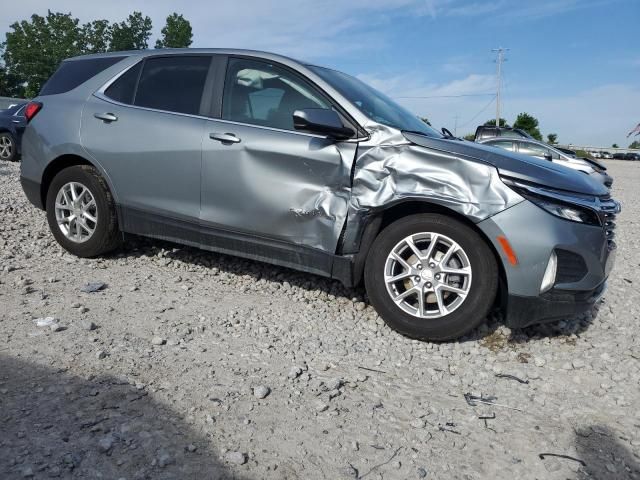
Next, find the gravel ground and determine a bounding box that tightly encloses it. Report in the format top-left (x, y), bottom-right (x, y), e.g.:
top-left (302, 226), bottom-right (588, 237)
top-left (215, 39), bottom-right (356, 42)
top-left (1, 159), bottom-right (639, 480)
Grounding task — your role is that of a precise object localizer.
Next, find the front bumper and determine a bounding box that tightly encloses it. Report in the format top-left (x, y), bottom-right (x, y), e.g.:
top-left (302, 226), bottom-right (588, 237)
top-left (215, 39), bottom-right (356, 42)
top-left (506, 282), bottom-right (606, 329)
top-left (478, 199), bottom-right (616, 328)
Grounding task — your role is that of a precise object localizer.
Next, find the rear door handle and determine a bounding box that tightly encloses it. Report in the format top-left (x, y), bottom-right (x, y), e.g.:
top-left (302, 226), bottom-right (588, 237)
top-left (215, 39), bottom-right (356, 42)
top-left (209, 132), bottom-right (241, 144)
top-left (94, 112), bottom-right (118, 123)
top-left (11, 119), bottom-right (21, 124)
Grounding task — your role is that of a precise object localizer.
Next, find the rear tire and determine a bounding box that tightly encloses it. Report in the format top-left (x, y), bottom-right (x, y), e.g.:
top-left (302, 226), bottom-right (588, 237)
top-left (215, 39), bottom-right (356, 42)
top-left (46, 165), bottom-right (121, 257)
top-left (364, 214), bottom-right (498, 341)
top-left (0, 132), bottom-right (17, 162)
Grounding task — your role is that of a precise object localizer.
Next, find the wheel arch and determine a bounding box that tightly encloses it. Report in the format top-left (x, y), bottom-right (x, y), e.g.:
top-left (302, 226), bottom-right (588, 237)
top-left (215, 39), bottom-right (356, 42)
top-left (352, 200), bottom-right (508, 311)
top-left (40, 154), bottom-right (117, 214)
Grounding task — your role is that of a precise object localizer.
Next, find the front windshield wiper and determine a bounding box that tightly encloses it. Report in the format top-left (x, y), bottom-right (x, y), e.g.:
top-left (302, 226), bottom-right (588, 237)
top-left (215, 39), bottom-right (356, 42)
top-left (441, 127), bottom-right (461, 140)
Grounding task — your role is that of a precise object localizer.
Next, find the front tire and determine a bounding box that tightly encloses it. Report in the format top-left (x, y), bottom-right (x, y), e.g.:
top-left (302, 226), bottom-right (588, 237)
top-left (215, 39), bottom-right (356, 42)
top-left (364, 214), bottom-right (498, 341)
top-left (46, 165), bottom-right (121, 257)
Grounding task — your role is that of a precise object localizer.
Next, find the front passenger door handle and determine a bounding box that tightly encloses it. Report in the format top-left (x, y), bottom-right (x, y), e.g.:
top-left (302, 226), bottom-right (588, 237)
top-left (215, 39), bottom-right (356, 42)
top-left (94, 112), bottom-right (118, 123)
top-left (209, 132), bottom-right (241, 144)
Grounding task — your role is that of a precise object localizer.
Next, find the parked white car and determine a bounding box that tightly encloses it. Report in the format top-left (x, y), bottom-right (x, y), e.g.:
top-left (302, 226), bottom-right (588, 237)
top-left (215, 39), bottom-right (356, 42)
top-left (479, 138), bottom-right (613, 188)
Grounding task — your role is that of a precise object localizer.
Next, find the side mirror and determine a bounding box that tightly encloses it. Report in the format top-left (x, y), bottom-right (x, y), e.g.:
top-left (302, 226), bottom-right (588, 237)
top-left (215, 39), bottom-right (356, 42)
top-left (293, 108), bottom-right (354, 140)
top-left (543, 153), bottom-right (553, 161)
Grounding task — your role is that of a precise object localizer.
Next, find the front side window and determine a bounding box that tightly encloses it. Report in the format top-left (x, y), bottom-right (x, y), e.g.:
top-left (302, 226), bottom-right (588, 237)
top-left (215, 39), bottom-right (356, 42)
top-left (134, 56), bottom-right (211, 115)
top-left (519, 142), bottom-right (552, 158)
top-left (223, 58), bottom-right (331, 131)
top-left (487, 140), bottom-right (515, 152)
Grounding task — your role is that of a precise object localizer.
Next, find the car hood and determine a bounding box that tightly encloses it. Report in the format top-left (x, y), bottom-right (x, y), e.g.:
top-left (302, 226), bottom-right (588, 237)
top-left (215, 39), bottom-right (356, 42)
top-left (403, 132), bottom-right (608, 196)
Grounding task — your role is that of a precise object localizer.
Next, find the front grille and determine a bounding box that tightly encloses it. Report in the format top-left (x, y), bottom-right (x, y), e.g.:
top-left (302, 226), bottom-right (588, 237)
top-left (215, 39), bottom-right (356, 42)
top-left (555, 249), bottom-right (588, 283)
top-left (598, 198), bottom-right (620, 249)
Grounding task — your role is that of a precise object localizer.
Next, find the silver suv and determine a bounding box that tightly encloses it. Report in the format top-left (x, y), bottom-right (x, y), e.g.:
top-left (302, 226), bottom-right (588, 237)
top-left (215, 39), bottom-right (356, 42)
top-left (20, 49), bottom-right (620, 340)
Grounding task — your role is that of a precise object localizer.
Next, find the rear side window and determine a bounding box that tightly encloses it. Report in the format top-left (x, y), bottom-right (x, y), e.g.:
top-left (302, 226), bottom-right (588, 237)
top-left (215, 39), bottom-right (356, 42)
top-left (500, 130), bottom-right (524, 138)
top-left (134, 56), bottom-right (211, 115)
top-left (104, 62), bottom-right (142, 104)
top-left (40, 57), bottom-right (125, 96)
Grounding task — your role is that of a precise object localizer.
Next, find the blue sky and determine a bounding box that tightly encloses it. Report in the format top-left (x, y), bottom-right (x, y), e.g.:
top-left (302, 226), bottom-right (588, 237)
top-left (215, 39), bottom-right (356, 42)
top-left (3, 0), bottom-right (639, 146)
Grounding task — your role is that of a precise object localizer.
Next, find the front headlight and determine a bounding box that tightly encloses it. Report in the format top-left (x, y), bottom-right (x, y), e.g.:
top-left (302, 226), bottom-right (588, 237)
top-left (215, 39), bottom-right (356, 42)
top-left (502, 179), bottom-right (601, 225)
top-left (524, 194), bottom-right (600, 224)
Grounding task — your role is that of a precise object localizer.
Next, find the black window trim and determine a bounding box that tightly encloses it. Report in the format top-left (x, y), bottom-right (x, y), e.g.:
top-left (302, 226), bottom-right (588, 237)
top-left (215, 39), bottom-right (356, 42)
top-left (94, 53), bottom-right (367, 141)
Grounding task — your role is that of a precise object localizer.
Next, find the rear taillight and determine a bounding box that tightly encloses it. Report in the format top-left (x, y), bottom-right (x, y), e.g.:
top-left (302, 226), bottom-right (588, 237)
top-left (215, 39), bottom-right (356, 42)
top-left (24, 102), bottom-right (43, 122)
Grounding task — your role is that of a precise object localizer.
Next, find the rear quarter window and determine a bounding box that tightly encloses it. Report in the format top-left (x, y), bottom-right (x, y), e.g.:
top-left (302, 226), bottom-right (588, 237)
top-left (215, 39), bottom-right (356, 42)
top-left (104, 62), bottom-right (143, 104)
top-left (40, 57), bottom-right (126, 96)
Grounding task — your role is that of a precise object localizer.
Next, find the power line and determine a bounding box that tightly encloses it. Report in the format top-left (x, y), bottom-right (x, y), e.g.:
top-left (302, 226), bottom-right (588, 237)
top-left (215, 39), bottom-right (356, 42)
top-left (395, 93), bottom-right (495, 99)
top-left (456, 95), bottom-right (497, 129)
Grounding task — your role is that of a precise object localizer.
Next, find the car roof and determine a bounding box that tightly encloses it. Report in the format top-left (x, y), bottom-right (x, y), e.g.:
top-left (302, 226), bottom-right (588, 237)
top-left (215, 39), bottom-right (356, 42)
top-left (66, 48), bottom-right (306, 67)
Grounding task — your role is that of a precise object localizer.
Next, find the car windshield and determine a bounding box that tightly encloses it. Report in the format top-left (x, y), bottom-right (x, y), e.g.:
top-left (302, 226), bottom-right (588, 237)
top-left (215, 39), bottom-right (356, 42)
top-left (309, 65), bottom-right (442, 138)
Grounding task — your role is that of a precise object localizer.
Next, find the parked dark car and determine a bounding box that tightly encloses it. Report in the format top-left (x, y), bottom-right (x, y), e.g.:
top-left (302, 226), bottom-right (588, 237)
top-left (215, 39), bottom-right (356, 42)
top-left (20, 49), bottom-right (620, 341)
top-left (613, 153), bottom-right (626, 160)
top-left (0, 102), bottom-right (27, 161)
top-left (624, 152), bottom-right (640, 161)
top-left (474, 125), bottom-right (533, 142)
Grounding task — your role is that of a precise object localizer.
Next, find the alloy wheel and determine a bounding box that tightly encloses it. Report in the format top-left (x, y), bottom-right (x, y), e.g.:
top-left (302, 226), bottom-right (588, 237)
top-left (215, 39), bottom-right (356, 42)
top-left (54, 182), bottom-right (98, 243)
top-left (0, 135), bottom-right (13, 159)
top-left (384, 232), bottom-right (472, 319)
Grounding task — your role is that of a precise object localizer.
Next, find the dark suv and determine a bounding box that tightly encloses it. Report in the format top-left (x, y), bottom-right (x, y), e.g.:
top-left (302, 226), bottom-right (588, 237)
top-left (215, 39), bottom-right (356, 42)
top-left (19, 49), bottom-right (620, 341)
top-left (0, 102), bottom-right (27, 162)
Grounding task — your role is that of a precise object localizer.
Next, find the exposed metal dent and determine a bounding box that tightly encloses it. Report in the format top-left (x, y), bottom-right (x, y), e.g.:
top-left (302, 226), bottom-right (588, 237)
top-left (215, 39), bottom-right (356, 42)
top-left (342, 124), bottom-right (524, 259)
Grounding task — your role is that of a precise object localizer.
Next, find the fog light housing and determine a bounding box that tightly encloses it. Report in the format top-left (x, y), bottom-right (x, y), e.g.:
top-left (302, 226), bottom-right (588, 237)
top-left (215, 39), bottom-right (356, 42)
top-left (540, 251), bottom-right (558, 293)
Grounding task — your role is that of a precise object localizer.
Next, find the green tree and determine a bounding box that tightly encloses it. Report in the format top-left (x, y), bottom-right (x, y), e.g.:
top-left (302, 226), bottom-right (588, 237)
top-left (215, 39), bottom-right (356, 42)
top-left (81, 19), bottom-right (111, 53)
top-left (463, 133), bottom-right (475, 141)
top-left (513, 112), bottom-right (542, 140)
top-left (612, 143), bottom-right (619, 148)
top-left (484, 118), bottom-right (508, 127)
top-left (110, 12), bottom-right (152, 51)
top-left (2, 11), bottom-right (84, 97)
top-left (546, 133), bottom-right (558, 145)
top-left (155, 13), bottom-right (192, 49)
top-left (630, 140), bottom-right (640, 149)
top-left (420, 116), bottom-right (432, 126)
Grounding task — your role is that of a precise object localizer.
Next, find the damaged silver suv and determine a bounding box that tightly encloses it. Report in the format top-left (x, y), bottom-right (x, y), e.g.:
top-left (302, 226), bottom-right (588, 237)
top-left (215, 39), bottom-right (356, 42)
top-left (20, 49), bottom-right (620, 340)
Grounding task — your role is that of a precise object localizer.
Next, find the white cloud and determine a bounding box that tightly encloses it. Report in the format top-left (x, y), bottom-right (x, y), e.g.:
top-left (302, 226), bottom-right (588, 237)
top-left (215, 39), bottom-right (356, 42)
top-left (503, 84), bottom-right (640, 147)
top-left (361, 71), bottom-right (640, 146)
top-left (0, 0), bottom-right (608, 60)
top-left (0, 0), bottom-right (430, 59)
top-left (2, 1), bottom-right (634, 146)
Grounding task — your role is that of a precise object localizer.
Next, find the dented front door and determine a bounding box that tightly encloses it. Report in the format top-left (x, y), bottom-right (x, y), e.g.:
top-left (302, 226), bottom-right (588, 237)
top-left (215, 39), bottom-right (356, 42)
top-left (200, 120), bottom-right (356, 252)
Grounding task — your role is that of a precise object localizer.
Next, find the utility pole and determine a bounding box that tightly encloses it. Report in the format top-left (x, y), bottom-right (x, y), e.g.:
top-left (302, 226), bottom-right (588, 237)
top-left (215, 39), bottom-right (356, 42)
top-left (453, 114), bottom-right (459, 136)
top-left (492, 47), bottom-right (508, 127)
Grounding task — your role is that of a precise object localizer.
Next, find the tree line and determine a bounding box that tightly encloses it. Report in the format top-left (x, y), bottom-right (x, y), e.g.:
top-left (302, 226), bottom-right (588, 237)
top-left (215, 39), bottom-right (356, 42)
top-left (0, 10), bottom-right (193, 98)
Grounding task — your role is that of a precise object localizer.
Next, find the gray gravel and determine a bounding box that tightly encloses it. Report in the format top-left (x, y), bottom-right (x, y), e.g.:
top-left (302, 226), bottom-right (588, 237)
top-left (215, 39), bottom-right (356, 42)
top-left (0, 159), bottom-right (639, 479)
